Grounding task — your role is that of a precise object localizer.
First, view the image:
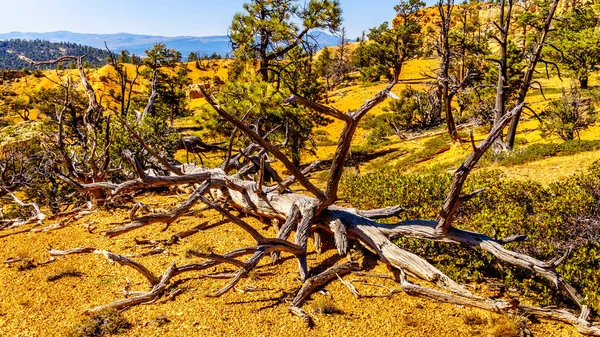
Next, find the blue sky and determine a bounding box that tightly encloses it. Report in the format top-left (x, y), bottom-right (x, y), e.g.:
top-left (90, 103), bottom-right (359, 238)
top-left (0, 0), bottom-right (436, 39)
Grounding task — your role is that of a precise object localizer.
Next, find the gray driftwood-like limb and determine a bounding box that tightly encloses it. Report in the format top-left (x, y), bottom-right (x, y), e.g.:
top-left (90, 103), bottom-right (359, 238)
top-left (313, 230), bottom-right (323, 254)
top-left (294, 201), bottom-right (319, 280)
top-left (105, 181), bottom-right (210, 238)
top-left (94, 250), bottom-right (160, 285)
top-left (213, 250), bottom-right (266, 297)
top-left (398, 268), bottom-right (600, 336)
top-left (356, 205), bottom-right (406, 220)
top-left (328, 219), bottom-right (348, 256)
top-left (384, 220), bottom-right (587, 310)
top-left (320, 81), bottom-right (398, 209)
top-left (48, 247), bottom-right (96, 256)
top-left (140, 70), bottom-right (157, 124)
top-left (2, 189), bottom-right (47, 228)
top-left (130, 202), bottom-right (150, 221)
top-left (47, 247), bottom-right (160, 285)
top-left (126, 247), bottom-right (165, 258)
top-left (271, 203), bottom-right (301, 262)
top-left (337, 273), bottom-right (361, 298)
top-left (285, 93), bottom-right (352, 122)
top-left (86, 262), bottom-right (176, 314)
top-left (18, 55), bottom-right (78, 66)
top-left (70, 168), bottom-right (211, 197)
top-left (165, 221), bottom-right (211, 245)
top-left (185, 251), bottom-right (248, 269)
top-left (398, 268), bottom-right (513, 312)
top-left (436, 103), bottom-right (524, 235)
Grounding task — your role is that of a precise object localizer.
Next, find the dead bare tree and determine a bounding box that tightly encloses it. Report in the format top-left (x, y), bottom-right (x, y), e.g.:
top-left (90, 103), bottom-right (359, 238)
top-left (18, 55), bottom-right (114, 207)
top-left (49, 77), bottom-right (598, 332)
top-left (103, 43), bottom-right (141, 118)
top-left (437, 0), bottom-right (466, 141)
top-left (505, 0), bottom-right (560, 149)
top-left (489, 0), bottom-right (559, 151)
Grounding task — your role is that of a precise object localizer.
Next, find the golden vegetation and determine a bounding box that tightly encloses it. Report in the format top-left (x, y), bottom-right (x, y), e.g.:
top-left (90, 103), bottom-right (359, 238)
top-left (1, 32), bottom-right (599, 337)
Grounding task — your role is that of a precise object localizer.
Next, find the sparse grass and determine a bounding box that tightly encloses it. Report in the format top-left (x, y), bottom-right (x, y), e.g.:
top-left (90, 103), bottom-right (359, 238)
top-left (485, 139), bottom-right (600, 167)
top-left (394, 136), bottom-right (450, 169)
top-left (490, 315), bottom-right (529, 337)
top-left (463, 311), bottom-right (488, 326)
top-left (46, 269), bottom-right (84, 282)
top-left (313, 134), bottom-right (338, 146)
top-left (13, 255), bottom-right (36, 271)
top-left (247, 269), bottom-right (261, 282)
top-left (401, 313), bottom-right (420, 327)
top-left (145, 314), bottom-right (171, 327)
top-left (67, 309), bottom-right (131, 337)
top-left (185, 242), bottom-right (215, 256)
top-left (310, 295), bottom-right (340, 315)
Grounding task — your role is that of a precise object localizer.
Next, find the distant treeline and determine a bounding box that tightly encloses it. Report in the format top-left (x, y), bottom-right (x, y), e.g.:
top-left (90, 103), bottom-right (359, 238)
top-left (0, 39), bottom-right (109, 70)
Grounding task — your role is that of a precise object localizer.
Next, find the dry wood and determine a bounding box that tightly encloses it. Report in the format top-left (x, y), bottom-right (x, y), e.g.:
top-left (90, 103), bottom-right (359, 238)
top-left (48, 247), bottom-right (96, 256)
top-left (2, 189), bottom-right (46, 228)
top-left (105, 181), bottom-right (210, 237)
top-left (86, 262), bottom-right (176, 314)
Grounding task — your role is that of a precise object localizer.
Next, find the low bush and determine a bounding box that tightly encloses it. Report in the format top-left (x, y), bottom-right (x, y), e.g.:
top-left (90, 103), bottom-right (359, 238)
top-left (485, 139), bottom-right (600, 167)
top-left (540, 87), bottom-right (597, 141)
top-left (340, 162), bottom-right (600, 310)
top-left (311, 295), bottom-right (341, 315)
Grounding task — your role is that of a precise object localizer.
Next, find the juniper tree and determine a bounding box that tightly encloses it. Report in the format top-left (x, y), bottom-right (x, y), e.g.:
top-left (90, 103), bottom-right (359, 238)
top-left (550, 6), bottom-right (600, 89)
top-left (229, 0), bottom-right (342, 82)
top-left (351, 0), bottom-right (425, 83)
top-left (142, 43), bottom-right (191, 126)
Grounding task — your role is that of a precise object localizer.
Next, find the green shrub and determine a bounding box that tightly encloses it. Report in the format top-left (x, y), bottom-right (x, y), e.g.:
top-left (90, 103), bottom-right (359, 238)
top-left (340, 163), bottom-right (600, 310)
top-left (541, 87), bottom-right (597, 140)
top-left (363, 87), bottom-right (438, 145)
top-left (394, 136), bottom-right (450, 170)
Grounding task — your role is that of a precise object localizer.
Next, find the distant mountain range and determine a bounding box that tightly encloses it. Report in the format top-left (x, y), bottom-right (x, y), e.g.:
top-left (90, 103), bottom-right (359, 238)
top-left (0, 30), bottom-right (347, 60)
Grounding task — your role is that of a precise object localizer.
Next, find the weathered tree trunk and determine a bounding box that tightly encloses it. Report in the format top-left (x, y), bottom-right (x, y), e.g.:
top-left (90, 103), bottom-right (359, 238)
top-left (505, 0), bottom-right (559, 149)
top-left (439, 0), bottom-right (460, 142)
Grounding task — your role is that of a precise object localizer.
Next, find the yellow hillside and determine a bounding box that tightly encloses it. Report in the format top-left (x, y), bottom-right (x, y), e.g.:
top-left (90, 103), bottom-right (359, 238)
top-left (1, 54), bottom-right (599, 337)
